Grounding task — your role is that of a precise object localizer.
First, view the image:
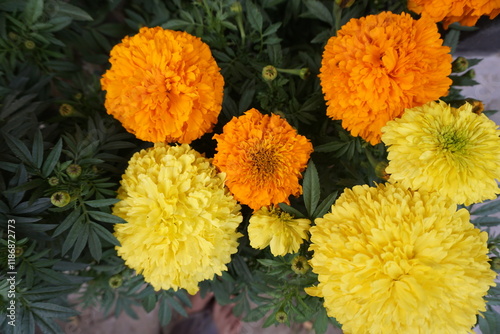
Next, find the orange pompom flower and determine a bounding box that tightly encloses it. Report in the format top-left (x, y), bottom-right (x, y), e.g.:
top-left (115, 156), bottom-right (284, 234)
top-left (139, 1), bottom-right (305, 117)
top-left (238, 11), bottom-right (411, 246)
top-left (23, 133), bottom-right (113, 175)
top-left (319, 12), bottom-right (452, 145)
top-left (101, 27), bottom-right (224, 144)
top-left (408, 0), bottom-right (500, 29)
top-left (213, 109), bottom-right (313, 210)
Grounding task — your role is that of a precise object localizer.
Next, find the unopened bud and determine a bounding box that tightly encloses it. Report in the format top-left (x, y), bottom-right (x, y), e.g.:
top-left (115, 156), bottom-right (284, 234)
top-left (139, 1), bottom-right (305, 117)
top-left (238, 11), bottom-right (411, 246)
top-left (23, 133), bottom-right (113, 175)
top-left (74, 92), bottom-right (83, 100)
top-left (8, 32), bottom-right (18, 41)
top-left (491, 257), bottom-right (500, 271)
top-left (109, 275), bottom-right (123, 288)
top-left (262, 65), bottom-right (278, 81)
top-left (375, 161), bottom-right (390, 181)
top-left (291, 255), bottom-right (310, 275)
top-left (467, 99), bottom-right (484, 115)
top-left (451, 57), bottom-right (468, 73)
top-left (15, 247), bottom-right (24, 257)
top-left (335, 0), bottom-right (355, 8)
top-left (59, 104), bottom-right (76, 117)
top-left (48, 177), bottom-right (59, 186)
top-left (51, 191), bottom-right (71, 207)
top-left (24, 40), bottom-right (36, 50)
top-left (275, 311), bottom-right (287, 323)
top-left (461, 69), bottom-right (475, 79)
top-left (66, 164), bottom-right (82, 180)
top-left (230, 1), bottom-right (243, 13)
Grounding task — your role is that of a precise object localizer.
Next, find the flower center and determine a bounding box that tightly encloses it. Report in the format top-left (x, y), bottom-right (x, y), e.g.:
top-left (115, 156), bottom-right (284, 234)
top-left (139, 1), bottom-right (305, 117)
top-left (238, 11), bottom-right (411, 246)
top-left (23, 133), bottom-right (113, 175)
top-left (437, 128), bottom-right (468, 155)
top-left (248, 145), bottom-right (280, 178)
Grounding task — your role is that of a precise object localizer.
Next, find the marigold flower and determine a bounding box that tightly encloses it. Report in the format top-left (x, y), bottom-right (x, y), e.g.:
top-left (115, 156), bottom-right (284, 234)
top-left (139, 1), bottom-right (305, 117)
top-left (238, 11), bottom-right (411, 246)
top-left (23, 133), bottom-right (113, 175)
top-left (248, 207), bottom-right (311, 256)
top-left (319, 12), bottom-right (452, 145)
top-left (113, 144), bottom-right (242, 294)
top-left (408, 0), bottom-right (500, 29)
top-left (101, 27), bottom-right (224, 144)
top-left (213, 109), bottom-right (313, 210)
top-left (308, 183), bottom-right (497, 334)
top-left (382, 100), bottom-right (500, 205)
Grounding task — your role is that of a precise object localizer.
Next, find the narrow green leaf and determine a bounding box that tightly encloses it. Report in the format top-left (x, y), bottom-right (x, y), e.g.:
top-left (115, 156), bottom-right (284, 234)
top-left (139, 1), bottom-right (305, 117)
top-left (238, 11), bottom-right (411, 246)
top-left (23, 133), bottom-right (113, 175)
top-left (470, 199), bottom-right (500, 216)
top-left (91, 222), bottom-right (120, 246)
top-left (158, 299), bottom-right (172, 326)
top-left (312, 191), bottom-right (338, 219)
top-left (23, 0), bottom-right (44, 25)
top-left (4, 178), bottom-right (46, 193)
top-left (165, 295), bottom-right (187, 317)
top-left (32, 129), bottom-right (44, 169)
top-left (61, 219), bottom-right (84, 255)
top-left (31, 302), bottom-right (78, 318)
top-left (42, 139), bottom-right (62, 177)
top-left (314, 141), bottom-right (346, 153)
top-left (444, 28), bottom-right (460, 54)
top-left (303, 160), bottom-right (320, 216)
top-left (142, 294), bottom-right (157, 313)
top-left (313, 306), bottom-right (329, 334)
top-left (278, 203), bottom-right (306, 218)
top-left (4, 132), bottom-right (33, 165)
top-left (56, 2), bottom-right (93, 21)
top-left (71, 223), bottom-right (89, 261)
top-left (88, 211), bottom-right (127, 224)
top-left (53, 209), bottom-right (81, 237)
top-left (85, 198), bottom-right (120, 208)
top-left (88, 229), bottom-right (102, 261)
top-left (246, 1), bottom-right (263, 32)
top-left (304, 0), bottom-right (333, 26)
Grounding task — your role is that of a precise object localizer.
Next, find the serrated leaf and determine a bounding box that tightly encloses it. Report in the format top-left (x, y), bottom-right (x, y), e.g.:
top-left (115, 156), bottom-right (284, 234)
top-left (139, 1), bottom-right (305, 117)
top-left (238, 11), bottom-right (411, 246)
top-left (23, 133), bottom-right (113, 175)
top-left (303, 160), bottom-right (320, 216)
top-left (262, 22), bottom-right (281, 36)
top-left (61, 219), bottom-right (84, 255)
top-left (31, 302), bottom-right (78, 318)
top-left (304, 0), bottom-right (333, 26)
top-left (88, 211), bottom-right (127, 224)
top-left (23, 0), bottom-right (44, 25)
top-left (71, 223), bottom-right (89, 261)
top-left (246, 1), bottom-right (263, 32)
top-left (314, 306), bottom-right (329, 334)
top-left (4, 132), bottom-right (33, 166)
top-left (53, 209), bottom-right (81, 237)
top-left (88, 229), bottom-right (102, 261)
top-left (278, 203), bottom-right (306, 218)
top-left (42, 139), bottom-right (62, 177)
top-left (85, 198), bottom-right (120, 208)
top-left (142, 294), bottom-right (157, 313)
top-left (91, 222), bottom-right (120, 246)
top-left (312, 191), bottom-right (338, 219)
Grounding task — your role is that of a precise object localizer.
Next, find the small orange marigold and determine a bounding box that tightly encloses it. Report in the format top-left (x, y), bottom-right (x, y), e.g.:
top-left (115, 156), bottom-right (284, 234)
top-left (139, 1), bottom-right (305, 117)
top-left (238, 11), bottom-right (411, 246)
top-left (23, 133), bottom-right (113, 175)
top-left (101, 27), bottom-right (224, 144)
top-left (213, 109), bottom-right (313, 210)
top-left (408, 0), bottom-right (500, 29)
top-left (319, 12), bottom-right (452, 145)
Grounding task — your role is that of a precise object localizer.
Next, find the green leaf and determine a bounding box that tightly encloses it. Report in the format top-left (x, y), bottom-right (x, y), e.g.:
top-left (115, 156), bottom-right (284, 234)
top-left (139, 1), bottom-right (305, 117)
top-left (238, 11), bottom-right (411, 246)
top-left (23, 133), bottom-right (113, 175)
top-left (158, 299), bottom-right (172, 326)
top-left (312, 191), bottom-right (338, 219)
top-left (313, 306), bottom-right (329, 334)
top-left (61, 219), bottom-right (84, 255)
top-left (91, 222), bottom-right (120, 246)
top-left (56, 2), bottom-right (93, 21)
top-left (444, 28), bottom-right (460, 54)
top-left (32, 129), bottom-right (44, 169)
top-left (278, 203), bottom-right (306, 218)
top-left (88, 229), bottom-right (102, 261)
top-left (72, 223), bottom-right (89, 261)
top-left (53, 209), bottom-right (82, 237)
top-left (88, 211), bottom-right (127, 224)
top-left (304, 0), bottom-right (333, 26)
top-left (23, 0), bottom-right (44, 25)
top-left (314, 141), bottom-right (346, 153)
top-left (85, 198), bottom-right (120, 208)
top-left (303, 160), bottom-right (320, 216)
top-left (142, 294), bottom-right (157, 313)
top-left (470, 199), bottom-right (500, 216)
top-left (246, 1), bottom-right (263, 32)
top-left (30, 302), bottom-right (78, 318)
top-left (4, 132), bottom-right (33, 166)
top-left (42, 139), bottom-right (62, 177)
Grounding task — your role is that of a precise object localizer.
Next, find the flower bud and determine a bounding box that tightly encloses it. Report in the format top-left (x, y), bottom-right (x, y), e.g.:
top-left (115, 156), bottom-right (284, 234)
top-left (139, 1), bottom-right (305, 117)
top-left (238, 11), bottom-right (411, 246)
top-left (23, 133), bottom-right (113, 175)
top-left (8, 32), bottom-right (18, 41)
top-left (24, 40), bottom-right (36, 50)
top-left (375, 161), bottom-right (390, 181)
top-left (276, 67), bottom-right (310, 80)
top-left (461, 69), bottom-right (475, 79)
top-left (291, 255), bottom-right (310, 275)
top-left (66, 164), bottom-right (82, 180)
top-left (335, 0), bottom-right (355, 8)
top-left (15, 247), bottom-right (24, 257)
top-left (109, 275), bottom-right (123, 288)
top-left (230, 1), bottom-right (243, 13)
top-left (262, 65), bottom-right (278, 81)
top-left (51, 191), bottom-right (71, 207)
top-left (275, 311), bottom-right (288, 323)
top-left (74, 92), bottom-right (83, 100)
top-left (491, 257), bottom-right (500, 272)
top-left (451, 57), bottom-right (468, 73)
top-left (48, 177), bottom-right (59, 186)
top-left (59, 103), bottom-right (76, 117)
top-left (299, 68), bottom-right (310, 80)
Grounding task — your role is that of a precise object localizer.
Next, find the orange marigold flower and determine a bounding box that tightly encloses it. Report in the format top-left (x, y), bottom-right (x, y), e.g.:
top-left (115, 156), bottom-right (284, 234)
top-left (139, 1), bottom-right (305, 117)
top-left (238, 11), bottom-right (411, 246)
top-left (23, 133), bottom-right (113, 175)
top-left (319, 12), bottom-right (452, 145)
top-left (101, 27), bottom-right (224, 143)
top-left (213, 109), bottom-right (313, 210)
top-left (408, 0), bottom-right (500, 29)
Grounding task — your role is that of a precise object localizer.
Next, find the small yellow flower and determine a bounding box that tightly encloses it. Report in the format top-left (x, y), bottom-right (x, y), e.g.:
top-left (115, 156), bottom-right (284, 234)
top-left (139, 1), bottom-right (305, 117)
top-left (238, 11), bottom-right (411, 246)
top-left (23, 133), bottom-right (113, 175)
top-left (382, 100), bottom-right (500, 205)
top-left (248, 207), bottom-right (311, 256)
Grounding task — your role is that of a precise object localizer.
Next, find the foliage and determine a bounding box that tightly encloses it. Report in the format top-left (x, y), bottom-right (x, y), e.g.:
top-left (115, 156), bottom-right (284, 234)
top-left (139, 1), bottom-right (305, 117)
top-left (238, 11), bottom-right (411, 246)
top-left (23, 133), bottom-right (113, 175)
top-left (0, 0), bottom-right (498, 333)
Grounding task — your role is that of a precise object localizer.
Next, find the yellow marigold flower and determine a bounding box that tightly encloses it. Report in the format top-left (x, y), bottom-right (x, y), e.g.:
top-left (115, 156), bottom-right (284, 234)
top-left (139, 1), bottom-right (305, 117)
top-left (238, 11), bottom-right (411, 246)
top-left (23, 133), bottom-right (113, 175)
top-left (382, 100), bottom-right (500, 205)
top-left (248, 207), bottom-right (311, 256)
top-left (101, 27), bottom-right (224, 144)
top-left (408, 0), bottom-right (500, 29)
top-left (319, 12), bottom-right (452, 145)
top-left (213, 109), bottom-right (313, 210)
top-left (113, 144), bottom-right (242, 294)
top-left (308, 183), bottom-right (497, 334)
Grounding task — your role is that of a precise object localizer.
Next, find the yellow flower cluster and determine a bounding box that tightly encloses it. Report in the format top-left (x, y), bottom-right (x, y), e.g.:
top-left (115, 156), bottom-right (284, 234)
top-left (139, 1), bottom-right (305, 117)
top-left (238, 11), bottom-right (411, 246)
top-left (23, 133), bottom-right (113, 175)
top-left (308, 183), bottom-right (496, 334)
top-left (113, 144), bottom-right (242, 294)
top-left (382, 100), bottom-right (500, 205)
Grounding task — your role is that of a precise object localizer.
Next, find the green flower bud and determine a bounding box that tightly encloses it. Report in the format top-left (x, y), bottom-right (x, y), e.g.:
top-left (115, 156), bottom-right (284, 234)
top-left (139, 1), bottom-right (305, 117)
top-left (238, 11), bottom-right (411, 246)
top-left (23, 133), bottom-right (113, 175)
top-left (66, 164), bottom-right (82, 180)
top-left (275, 311), bottom-right (287, 323)
top-left (451, 57), bottom-right (468, 73)
top-left (74, 92), bottom-right (83, 100)
top-left (335, 0), bottom-right (355, 8)
top-left (461, 69), bottom-right (475, 79)
top-left (230, 1), bottom-right (243, 13)
top-left (262, 65), bottom-right (278, 81)
top-left (109, 275), bottom-right (123, 288)
top-left (15, 247), bottom-right (24, 257)
top-left (291, 255), bottom-right (310, 275)
top-left (24, 40), bottom-right (36, 50)
top-left (48, 177), bottom-right (59, 186)
top-left (51, 191), bottom-right (71, 207)
top-left (8, 32), bottom-right (18, 41)
top-left (59, 103), bottom-right (76, 117)
top-left (491, 257), bottom-right (500, 271)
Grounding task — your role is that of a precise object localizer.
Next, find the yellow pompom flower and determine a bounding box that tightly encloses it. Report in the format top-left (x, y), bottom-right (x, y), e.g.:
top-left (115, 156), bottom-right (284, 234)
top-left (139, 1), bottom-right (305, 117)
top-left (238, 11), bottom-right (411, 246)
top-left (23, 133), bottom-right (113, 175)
top-left (319, 12), bottom-right (451, 145)
top-left (382, 100), bottom-right (500, 205)
top-left (408, 0), bottom-right (500, 29)
top-left (113, 144), bottom-right (242, 294)
top-left (101, 27), bottom-right (224, 144)
top-left (308, 183), bottom-right (496, 334)
top-left (213, 109), bottom-right (313, 210)
top-left (248, 207), bottom-right (311, 256)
